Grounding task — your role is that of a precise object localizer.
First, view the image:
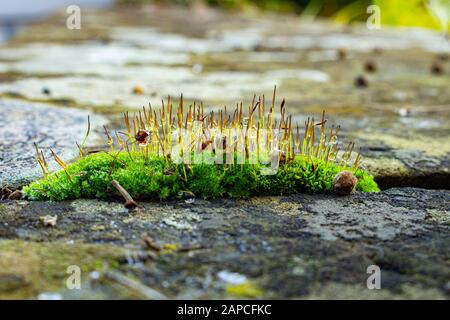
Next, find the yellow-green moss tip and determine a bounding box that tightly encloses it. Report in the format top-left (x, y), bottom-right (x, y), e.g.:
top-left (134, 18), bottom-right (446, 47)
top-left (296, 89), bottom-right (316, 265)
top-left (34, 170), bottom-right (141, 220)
top-left (226, 281), bottom-right (264, 298)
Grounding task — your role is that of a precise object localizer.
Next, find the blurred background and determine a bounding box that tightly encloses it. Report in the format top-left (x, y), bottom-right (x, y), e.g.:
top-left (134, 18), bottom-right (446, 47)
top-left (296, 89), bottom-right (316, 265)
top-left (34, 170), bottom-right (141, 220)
top-left (1, 0), bottom-right (449, 43)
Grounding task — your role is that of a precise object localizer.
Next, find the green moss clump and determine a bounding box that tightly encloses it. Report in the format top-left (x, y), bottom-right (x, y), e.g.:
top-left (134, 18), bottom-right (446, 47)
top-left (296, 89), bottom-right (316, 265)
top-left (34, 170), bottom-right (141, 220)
top-left (23, 151), bottom-right (379, 201)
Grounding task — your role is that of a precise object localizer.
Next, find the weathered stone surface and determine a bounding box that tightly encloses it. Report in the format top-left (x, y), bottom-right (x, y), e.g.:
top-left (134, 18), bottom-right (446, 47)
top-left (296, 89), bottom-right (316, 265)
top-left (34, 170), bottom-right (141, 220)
top-left (0, 188), bottom-right (448, 299)
top-left (0, 99), bottom-right (105, 188)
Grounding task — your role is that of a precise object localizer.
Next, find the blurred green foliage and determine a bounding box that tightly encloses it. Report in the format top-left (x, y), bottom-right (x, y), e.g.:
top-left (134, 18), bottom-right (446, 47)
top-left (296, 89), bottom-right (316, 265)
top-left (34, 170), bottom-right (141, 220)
top-left (117, 0), bottom-right (449, 31)
top-left (335, 0), bottom-right (449, 31)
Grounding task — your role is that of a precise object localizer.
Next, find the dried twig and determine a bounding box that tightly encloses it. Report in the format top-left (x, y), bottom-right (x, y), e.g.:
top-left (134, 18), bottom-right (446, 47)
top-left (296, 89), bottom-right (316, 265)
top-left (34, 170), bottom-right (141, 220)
top-left (111, 179), bottom-right (137, 209)
top-left (142, 234), bottom-right (162, 252)
top-left (7, 189), bottom-right (23, 200)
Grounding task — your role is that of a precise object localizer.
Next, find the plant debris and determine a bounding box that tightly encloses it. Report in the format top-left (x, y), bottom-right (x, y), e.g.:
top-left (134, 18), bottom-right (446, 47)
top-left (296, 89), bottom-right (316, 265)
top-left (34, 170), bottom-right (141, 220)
top-left (142, 234), bottom-right (162, 252)
top-left (431, 61), bottom-right (445, 75)
top-left (1, 186), bottom-right (12, 200)
top-left (364, 60), bottom-right (377, 73)
top-left (7, 190), bottom-right (24, 200)
top-left (111, 179), bottom-right (138, 210)
top-left (39, 215), bottom-right (57, 227)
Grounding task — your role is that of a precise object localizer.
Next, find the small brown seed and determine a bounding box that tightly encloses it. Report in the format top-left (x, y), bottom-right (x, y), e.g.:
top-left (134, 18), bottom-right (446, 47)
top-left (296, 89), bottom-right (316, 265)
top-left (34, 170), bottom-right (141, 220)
top-left (337, 47), bottom-right (347, 60)
top-left (132, 85), bottom-right (145, 95)
top-left (1, 186), bottom-right (12, 199)
top-left (431, 61), bottom-right (445, 75)
top-left (364, 60), bottom-right (377, 73)
top-left (7, 190), bottom-right (24, 200)
top-left (354, 75), bottom-right (368, 88)
top-left (333, 171), bottom-right (358, 195)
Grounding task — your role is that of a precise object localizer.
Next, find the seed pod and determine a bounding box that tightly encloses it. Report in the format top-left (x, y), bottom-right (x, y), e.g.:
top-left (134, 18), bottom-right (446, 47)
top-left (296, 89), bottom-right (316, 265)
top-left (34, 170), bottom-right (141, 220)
top-left (132, 85), bottom-right (145, 95)
top-left (364, 60), bottom-right (377, 73)
top-left (337, 48), bottom-right (347, 60)
top-left (135, 130), bottom-right (150, 146)
top-left (1, 186), bottom-right (12, 199)
top-left (8, 190), bottom-right (24, 200)
top-left (354, 75), bottom-right (368, 88)
top-left (431, 61), bottom-right (444, 75)
top-left (42, 87), bottom-right (51, 95)
top-left (333, 171), bottom-right (357, 195)
top-left (179, 191), bottom-right (195, 200)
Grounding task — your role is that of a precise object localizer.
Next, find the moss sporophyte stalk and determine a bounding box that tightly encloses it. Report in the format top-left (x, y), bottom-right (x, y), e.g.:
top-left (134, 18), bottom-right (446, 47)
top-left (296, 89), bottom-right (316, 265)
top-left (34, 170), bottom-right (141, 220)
top-left (23, 88), bottom-right (379, 201)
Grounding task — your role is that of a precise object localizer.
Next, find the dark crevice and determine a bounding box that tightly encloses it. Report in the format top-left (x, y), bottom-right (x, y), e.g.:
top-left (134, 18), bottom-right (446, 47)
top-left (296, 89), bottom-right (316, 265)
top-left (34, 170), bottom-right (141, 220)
top-left (375, 173), bottom-right (450, 191)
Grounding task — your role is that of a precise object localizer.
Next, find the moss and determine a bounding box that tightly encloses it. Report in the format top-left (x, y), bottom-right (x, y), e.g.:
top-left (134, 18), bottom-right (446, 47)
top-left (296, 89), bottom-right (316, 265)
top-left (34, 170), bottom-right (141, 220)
top-left (0, 240), bottom-right (124, 299)
top-left (23, 151), bottom-right (378, 201)
top-left (161, 243), bottom-right (179, 254)
top-left (353, 170), bottom-right (380, 193)
top-left (425, 209), bottom-right (450, 225)
top-left (225, 281), bottom-right (264, 298)
top-left (0, 204), bottom-right (7, 215)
